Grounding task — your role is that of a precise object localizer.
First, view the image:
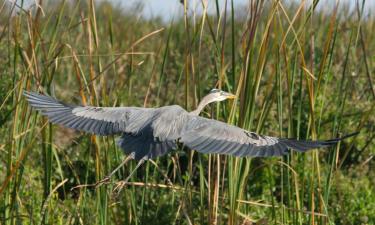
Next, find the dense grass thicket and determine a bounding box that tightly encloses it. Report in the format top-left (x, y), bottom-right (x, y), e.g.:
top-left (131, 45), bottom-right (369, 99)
top-left (0, 0), bottom-right (374, 224)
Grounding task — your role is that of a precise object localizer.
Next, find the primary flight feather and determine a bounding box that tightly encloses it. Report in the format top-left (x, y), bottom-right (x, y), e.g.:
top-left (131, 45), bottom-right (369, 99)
top-left (24, 90), bottom-right (357, 160)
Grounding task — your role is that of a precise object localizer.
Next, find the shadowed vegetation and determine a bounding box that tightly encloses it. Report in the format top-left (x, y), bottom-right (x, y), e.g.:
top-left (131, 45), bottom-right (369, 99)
top-left (0, 0), bottom-right (374, 224)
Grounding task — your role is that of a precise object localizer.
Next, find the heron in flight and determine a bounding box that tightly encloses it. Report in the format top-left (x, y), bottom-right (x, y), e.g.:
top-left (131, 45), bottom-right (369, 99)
top-left (24, 89), bottom-right (357, 187)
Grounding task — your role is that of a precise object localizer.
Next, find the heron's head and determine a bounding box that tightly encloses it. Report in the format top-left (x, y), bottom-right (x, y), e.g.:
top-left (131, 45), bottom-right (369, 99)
top-left (191, 89), bottom-right (236, 115)
top-left (207, 89), bottom-right (236, 102)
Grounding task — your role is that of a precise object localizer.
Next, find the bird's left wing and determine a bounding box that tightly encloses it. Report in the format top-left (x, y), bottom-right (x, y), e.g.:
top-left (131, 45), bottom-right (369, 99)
top-left (24, 91), bottom-right (155, 136)
top-left (179, 116), bottom-right (354, 157)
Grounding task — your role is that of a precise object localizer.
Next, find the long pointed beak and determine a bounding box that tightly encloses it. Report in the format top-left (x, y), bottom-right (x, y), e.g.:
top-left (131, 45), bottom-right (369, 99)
top-left (227, 94), bottom-right (236, 99)
top-left (224, 92), bottom-right (236, 99)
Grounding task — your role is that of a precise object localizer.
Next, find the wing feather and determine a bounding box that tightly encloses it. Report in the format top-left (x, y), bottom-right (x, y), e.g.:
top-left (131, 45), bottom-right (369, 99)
top-left (180, 116), bottom-right (354, 157)
top-left (24, 91), bottom-right (154, 136)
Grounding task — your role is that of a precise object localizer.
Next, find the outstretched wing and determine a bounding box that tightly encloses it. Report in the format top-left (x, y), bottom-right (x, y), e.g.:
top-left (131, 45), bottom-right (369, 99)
top-left (180, 116), bottom-right (354, 157)
top-left (24, 91), bottom-right (155, 136)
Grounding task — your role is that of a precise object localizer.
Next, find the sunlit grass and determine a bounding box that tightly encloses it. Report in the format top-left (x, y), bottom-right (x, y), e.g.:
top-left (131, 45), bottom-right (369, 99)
top-left (0, 0), bottom-right (374, 224)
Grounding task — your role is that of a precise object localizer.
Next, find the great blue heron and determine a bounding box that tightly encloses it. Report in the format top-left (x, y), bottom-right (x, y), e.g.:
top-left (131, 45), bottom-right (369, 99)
top-left (23, 90), bottom-right (357, 187)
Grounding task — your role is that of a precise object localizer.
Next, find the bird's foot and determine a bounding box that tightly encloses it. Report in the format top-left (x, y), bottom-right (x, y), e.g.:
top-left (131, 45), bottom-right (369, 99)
top-left (95, 176), bottom-right (111, 188)
top-left (111, 157), bottom-right (146, 195)
top-left (113, 180), bottom-right (128, 194)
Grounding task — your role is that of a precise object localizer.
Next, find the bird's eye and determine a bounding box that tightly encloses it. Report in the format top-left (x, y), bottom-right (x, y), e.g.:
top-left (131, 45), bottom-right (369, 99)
top-left (220, 91), bottom-right (228, 96)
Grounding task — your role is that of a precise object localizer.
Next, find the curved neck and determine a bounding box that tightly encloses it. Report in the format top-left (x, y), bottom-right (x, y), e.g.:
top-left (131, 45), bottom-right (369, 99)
top-left (190, 95), bottom-right (215, 116)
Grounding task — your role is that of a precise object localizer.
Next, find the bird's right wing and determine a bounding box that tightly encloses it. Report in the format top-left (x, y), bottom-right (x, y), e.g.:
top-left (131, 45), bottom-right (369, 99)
top-left (180, 116), bottom-right (357, 157)
top-left (24, 91), bottom-right (155, 136)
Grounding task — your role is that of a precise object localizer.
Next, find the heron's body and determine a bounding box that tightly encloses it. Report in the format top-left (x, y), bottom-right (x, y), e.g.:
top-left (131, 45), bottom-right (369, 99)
top-left (24, 90), bottom-right (357, 161)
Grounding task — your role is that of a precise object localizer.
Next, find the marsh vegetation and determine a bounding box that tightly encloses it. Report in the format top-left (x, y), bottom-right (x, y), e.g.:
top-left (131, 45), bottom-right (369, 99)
top-left (0, 0), bottom-right (374, 224)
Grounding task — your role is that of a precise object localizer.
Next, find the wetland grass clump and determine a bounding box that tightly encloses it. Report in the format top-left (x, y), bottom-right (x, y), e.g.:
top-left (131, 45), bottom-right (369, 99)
top-left (0, 0), bottom-right (374, 224)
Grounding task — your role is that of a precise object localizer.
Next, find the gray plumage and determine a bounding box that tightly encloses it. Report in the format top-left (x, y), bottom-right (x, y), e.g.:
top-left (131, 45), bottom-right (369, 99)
top-left (24, 90), bottom-right (357, 160)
